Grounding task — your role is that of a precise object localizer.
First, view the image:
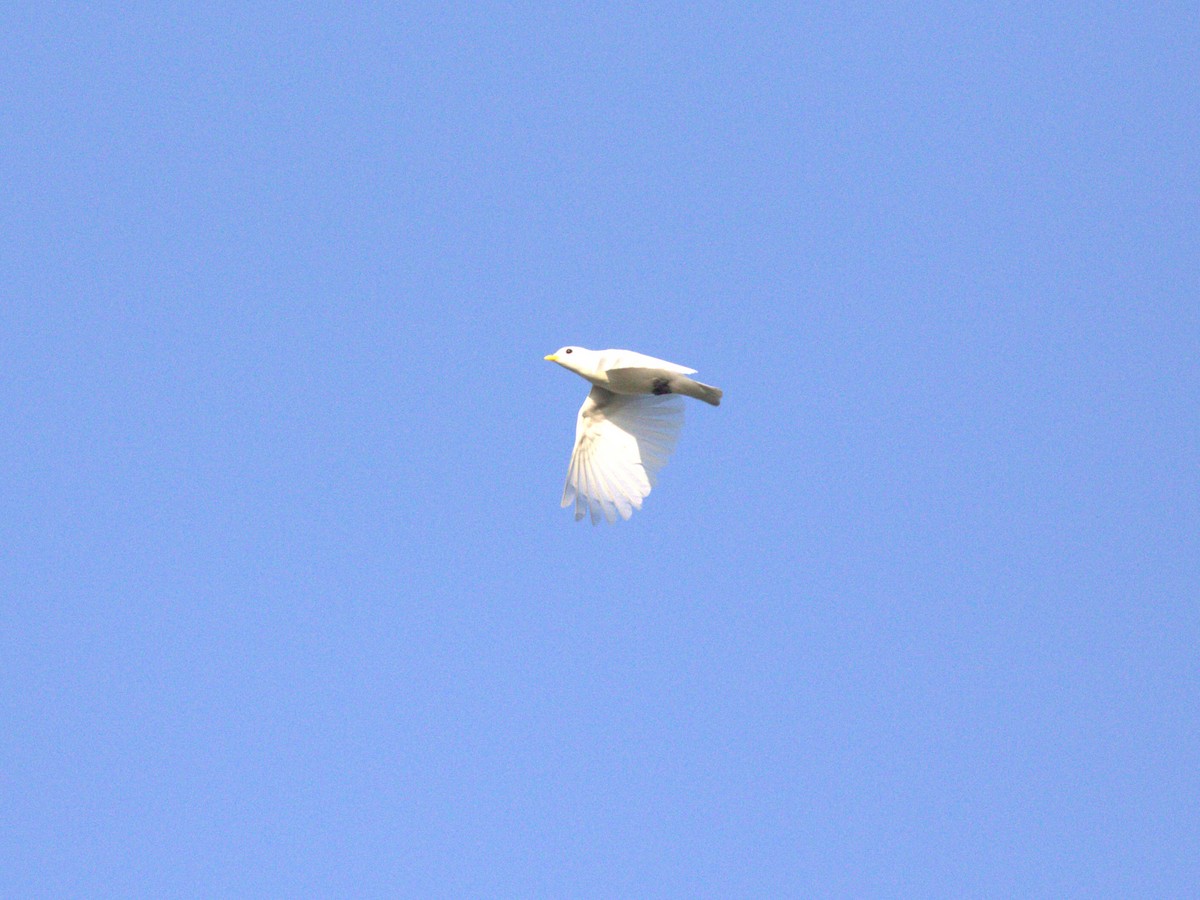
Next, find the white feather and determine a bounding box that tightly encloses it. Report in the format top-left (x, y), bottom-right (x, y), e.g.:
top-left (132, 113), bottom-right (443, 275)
top-left (559, 387), bottom-right (684, 524)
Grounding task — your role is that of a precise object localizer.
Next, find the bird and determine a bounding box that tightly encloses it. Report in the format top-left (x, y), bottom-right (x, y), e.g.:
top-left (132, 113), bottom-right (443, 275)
top-left (544, 346), bottom-right (722, 523)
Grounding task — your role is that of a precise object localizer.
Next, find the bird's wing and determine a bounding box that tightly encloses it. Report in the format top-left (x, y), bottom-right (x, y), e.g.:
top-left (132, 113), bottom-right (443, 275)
top-left (606, 366), bottom-right (687, 395)
top-left (606, 367), bottom-right (724, 406)
top-left (602, 350), bottom-right (697, 375)
top-left (561, 385), bottom-right (684, 523)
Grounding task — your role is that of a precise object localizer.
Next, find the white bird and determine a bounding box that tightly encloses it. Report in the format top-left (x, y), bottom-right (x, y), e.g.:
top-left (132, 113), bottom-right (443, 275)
top-left (544, 346), bottom-right (722, 523)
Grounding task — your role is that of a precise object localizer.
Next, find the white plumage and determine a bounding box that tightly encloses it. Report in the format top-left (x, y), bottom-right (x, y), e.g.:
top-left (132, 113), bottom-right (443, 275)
top-left (544, 347), bottom-right (722, 523)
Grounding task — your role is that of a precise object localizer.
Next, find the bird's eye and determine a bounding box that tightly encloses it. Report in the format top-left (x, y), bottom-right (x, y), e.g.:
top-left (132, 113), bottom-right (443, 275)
top-left (565, 348), bottom-right (573, 354)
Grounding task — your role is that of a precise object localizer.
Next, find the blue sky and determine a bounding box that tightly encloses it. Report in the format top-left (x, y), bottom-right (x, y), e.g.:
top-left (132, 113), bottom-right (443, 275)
top-left (3, 2), bottom-right (1197, 895)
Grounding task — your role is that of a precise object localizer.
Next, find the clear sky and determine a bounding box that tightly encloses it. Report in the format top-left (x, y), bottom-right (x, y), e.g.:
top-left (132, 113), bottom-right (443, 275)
top-left (3, 3), bottom-right (1197, 896)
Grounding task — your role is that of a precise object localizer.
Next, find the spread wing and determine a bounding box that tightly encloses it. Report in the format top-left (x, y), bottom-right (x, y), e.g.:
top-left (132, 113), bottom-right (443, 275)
top-left (561, 386), bottom-right (684, 523)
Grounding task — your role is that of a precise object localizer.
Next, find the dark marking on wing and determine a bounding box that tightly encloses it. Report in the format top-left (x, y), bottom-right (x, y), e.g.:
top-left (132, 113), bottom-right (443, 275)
top-left (652, 377), bottom-right (672, 395)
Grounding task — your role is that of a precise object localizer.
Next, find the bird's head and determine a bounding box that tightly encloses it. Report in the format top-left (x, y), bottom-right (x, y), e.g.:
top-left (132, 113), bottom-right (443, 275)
top-left (543, 346), bottom-right (591, 374)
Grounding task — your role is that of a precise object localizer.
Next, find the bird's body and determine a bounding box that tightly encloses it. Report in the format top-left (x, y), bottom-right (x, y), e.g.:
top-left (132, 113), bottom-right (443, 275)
top-left (544, 346), bottom-right (722, 523)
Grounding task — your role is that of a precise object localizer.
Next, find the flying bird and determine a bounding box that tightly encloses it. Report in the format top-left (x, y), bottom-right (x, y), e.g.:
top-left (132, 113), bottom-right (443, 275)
top-left (544, 346), bottom-right (722, 523)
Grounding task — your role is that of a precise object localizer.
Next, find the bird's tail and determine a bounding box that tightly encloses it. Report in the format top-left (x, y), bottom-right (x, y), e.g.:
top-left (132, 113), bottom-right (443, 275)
top-left (677, 377), bottom-right (723, 406)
